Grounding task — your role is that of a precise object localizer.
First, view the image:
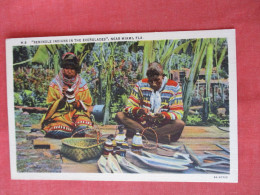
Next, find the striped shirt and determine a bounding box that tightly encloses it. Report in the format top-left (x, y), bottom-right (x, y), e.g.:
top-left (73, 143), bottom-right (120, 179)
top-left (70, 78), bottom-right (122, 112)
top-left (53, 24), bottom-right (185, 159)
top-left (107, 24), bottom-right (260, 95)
top-left (124, 78), bottom-right (183, 121)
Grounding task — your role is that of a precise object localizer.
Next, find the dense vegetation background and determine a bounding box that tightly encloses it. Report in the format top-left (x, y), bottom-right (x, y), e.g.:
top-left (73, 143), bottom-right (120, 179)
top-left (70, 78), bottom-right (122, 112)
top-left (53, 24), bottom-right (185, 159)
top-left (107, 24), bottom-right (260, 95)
top-left (13, 39), bottom-right (229, 126)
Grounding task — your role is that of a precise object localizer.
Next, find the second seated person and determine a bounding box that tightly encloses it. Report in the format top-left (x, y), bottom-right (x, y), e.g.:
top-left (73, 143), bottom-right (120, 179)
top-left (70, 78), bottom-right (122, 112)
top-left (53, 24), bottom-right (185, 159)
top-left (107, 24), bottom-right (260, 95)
top-left (116, 62), bottom-right (185, 144)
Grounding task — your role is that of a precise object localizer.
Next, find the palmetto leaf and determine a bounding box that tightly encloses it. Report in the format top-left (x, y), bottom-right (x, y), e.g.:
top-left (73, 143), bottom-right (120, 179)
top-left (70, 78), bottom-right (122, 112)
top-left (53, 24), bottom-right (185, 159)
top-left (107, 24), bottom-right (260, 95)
top-left (32, 44), bottom-right (62, 65)
top-left (182, 39), bottom-right (208, 121)
top-left (32, 45), bottom-right (49, 64)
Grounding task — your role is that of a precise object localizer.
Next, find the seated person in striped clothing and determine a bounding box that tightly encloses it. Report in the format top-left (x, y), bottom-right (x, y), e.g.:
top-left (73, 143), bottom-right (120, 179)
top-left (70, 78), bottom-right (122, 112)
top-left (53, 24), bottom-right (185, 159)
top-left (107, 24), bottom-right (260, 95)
top-left (116, 62), bottom-right (185, 144)
top-left (41, 53), bottom-right (93, 138)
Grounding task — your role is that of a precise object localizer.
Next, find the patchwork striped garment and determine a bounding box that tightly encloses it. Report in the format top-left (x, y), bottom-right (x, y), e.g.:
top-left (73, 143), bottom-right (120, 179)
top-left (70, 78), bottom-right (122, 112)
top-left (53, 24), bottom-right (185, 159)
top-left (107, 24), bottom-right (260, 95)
top-left (41, 73), bottom-right (93, 138)
top-left (124, 78), bottom-right (184, 122)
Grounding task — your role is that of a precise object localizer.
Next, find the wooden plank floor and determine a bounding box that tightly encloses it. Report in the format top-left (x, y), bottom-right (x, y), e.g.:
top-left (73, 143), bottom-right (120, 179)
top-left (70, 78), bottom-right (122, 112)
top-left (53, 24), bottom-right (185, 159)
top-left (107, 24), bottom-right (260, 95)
top-left (98, 125), bottom-right (230, 154)
top-left (99, 125), bottom-right (230, 174)
top-left (179, 126), bottom-right (229, 155)
top-left (23, 125), bottom-right (229, 173)
top-left (60, 125), bottom-right (229, 173)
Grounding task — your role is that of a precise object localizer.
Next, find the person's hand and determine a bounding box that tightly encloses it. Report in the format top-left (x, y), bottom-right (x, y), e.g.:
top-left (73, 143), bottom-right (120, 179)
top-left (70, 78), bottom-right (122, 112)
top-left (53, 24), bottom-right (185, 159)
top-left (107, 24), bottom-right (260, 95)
top-left (154, 113), bottom-right (165, 121)
top-left (145, 113), bottom-right (164, 123)
top-left (72, 100), bottom-right (80, 109)
top-left (137, 108), bottom-right (149, 116)
top-left (62, 86), bottom-right (68, 96)
top-left (146, 113), bottom-right (164, 123)
top-left (60, 86), bottom-right (68, 102)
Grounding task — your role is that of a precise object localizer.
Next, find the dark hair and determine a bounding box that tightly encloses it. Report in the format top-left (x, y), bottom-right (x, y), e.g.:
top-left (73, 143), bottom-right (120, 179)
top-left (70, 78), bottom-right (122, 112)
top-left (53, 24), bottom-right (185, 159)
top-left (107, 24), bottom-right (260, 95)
top-left (61, 53), bottom-right (81, 73)
top-left (146, 62), bottom-right (164, 77)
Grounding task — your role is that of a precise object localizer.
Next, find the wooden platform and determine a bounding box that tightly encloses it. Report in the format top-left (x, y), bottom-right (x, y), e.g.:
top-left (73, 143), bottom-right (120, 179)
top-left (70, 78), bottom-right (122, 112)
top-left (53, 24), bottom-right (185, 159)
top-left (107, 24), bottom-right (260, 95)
top-left (58, 125), bottom-right (230, 173)
top-left (17, 125), bottom-right (229, 173)
top-left (180, 125), bottom-right (229, 154)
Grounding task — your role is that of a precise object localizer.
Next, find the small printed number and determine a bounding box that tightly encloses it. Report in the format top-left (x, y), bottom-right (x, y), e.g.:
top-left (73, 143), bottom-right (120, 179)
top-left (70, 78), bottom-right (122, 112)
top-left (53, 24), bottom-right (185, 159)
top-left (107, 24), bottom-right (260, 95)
top-left (214, 176), bottom-right (228, 179)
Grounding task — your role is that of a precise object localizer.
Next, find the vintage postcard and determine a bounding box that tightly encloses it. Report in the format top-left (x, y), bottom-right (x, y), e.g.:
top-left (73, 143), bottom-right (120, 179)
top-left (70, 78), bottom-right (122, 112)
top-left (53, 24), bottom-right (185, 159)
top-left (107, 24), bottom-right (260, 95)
top-left (6, 29), bottom-right (238, 182)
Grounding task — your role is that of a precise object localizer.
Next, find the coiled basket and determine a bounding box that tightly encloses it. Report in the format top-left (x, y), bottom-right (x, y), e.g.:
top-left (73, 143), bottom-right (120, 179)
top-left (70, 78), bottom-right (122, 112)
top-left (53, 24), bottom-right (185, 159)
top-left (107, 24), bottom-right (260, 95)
top-left (61, 137), bottom-right (105, 162)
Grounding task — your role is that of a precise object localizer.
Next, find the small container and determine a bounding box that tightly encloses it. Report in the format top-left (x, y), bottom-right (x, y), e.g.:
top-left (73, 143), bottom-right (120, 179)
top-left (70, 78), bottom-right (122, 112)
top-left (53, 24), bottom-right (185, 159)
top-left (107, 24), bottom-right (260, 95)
top-left (115, 125), bottom-right (126, 146)
top-left (104, 139), bottom-right (113, 151)
top-left (103, 139), bottom-right (113, 157)
top-left (131, 132), bottom-right (143, 155)
top-left (66, 88), bottom-right (76, 103)
top-left (103, 150), bottom-right (113, 157)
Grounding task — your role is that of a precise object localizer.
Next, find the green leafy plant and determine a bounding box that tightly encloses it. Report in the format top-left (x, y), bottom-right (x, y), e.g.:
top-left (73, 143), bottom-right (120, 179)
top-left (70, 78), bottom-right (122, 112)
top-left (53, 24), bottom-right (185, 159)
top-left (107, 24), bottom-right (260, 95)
top-left (186, 115), bottom-right (204, 126)
top-left (207, 113), bottom-right (229, 127)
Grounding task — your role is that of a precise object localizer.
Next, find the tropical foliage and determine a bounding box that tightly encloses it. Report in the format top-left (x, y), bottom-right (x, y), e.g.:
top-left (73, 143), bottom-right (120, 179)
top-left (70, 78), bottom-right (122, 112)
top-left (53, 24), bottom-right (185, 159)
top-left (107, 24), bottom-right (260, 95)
top-left (13, 38), bottom-right (229, 126)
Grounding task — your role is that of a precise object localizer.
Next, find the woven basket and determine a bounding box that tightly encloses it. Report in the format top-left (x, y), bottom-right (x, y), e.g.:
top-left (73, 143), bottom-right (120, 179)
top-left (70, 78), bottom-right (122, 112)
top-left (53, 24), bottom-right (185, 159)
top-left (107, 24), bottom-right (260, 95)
top-left (61, 137), bottom-right (105, 162)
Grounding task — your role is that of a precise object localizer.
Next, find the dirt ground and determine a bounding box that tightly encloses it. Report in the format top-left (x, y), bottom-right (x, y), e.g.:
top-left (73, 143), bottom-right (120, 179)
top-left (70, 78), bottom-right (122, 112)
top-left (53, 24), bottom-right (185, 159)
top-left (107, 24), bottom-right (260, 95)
top-left (16, 130), bottom-right (62, 172)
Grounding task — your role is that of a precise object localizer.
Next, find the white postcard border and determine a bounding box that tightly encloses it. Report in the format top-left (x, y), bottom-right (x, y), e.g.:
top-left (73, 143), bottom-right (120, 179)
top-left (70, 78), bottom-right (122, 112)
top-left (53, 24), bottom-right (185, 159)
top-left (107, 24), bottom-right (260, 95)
top-left (6, 29), bottom-right (238, 183)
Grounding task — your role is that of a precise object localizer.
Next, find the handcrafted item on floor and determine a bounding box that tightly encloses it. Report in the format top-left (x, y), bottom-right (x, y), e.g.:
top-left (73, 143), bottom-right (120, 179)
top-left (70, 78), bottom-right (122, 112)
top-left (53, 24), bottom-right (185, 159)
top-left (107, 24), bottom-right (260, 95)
top-left (61, 126), bottom-right (105, 162)
top-left (115, 154), bottom-right (148, 173)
